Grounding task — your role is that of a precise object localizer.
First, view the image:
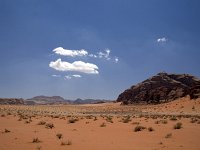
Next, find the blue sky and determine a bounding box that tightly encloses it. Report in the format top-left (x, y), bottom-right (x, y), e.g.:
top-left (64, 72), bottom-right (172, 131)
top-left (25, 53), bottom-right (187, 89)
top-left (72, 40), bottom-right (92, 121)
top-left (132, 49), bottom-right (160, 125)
top-left (0, 0), bottom-right (200, 100)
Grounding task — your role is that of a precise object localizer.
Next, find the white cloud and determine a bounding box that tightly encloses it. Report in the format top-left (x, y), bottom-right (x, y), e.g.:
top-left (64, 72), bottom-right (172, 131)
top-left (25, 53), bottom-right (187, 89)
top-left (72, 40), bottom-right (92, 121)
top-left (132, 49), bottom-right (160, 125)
top-left (114, 57), bottom-right (119, 63)
top-left (49, 58), bottom-right (99, 74)
top-left (51, 74), bottom-right (61, 77)
top-left (64, 75), bottom-right (72, 80)
top-left (53, 47), bottom-right (88, 57)
top-left (157, 37), bottom-right (167, 43)
top-left (97, 49), bottom-right (111, 60)
top-left (72, 74), bottom-right (82, 78)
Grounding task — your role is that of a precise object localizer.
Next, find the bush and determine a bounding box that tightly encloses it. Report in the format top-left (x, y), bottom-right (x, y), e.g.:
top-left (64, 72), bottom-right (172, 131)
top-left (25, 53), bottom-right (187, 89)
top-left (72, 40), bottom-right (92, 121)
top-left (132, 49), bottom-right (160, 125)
top-left (148, 127), bottom-right (154, 132)
top-left (45, 123), bottom-right (54, 129)
top-left (170, 116), bottom-right (177, 121)
top-left (134, 126), bottom-right (146, 132)
top-left (106, 116), bottom-right (113, 123)
top-left (37, 121), bottom-right (46, 125)
top-left (165, 133), bottom-right (172, 138)
top-left (122, 115), bottom-right (132, 123)
top-left (68, 118), bottom-right (79, 123)
top-left (100, 122), bottom-right (106, 127)
top-left (32, 137), bottom-right (41, 143)
top-left (56, 133), bottom-right (63, 139)
top-left (4, 129), bottom-right (10, 133)
top-left (174, 122), bottom-right (182, 129)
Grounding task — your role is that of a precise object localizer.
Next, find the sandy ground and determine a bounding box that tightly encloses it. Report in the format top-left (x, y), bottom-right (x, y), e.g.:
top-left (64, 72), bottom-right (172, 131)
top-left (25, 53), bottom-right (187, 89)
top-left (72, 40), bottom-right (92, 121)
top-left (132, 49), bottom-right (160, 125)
top-left (0, 97), bottom-right (200, 150)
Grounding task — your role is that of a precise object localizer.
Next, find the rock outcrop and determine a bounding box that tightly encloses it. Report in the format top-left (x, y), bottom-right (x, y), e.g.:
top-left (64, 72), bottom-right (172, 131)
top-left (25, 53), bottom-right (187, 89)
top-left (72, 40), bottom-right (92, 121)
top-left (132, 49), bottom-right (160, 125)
top-left (0, 98), bottom-right (24, 105)
top-left (117, 72), bottom-right (200, 104)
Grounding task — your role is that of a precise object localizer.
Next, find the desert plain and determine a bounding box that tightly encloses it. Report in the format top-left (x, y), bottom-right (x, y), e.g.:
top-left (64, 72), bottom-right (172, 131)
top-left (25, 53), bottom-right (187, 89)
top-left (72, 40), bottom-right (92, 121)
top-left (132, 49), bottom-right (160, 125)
top-left (0, 96), bottom-right (200, 150)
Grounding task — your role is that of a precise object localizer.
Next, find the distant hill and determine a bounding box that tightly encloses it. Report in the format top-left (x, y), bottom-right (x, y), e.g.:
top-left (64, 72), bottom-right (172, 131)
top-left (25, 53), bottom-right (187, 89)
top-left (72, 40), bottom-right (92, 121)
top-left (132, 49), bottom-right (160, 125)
top-left (0, 98), bottom-right (24, 105)
top-left (73, 98), bottom-right (109, 104)
top-left (25, 96), bottom-right (110, 105)
top-left (25, 96), bottom-right (71, 105)
top-left (117, 72), bottom-right (200, 104)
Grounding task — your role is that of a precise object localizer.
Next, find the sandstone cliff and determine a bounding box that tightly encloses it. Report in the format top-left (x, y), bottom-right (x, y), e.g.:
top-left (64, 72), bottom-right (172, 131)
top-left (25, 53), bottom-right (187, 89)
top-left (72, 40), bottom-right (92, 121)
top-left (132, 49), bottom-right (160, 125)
top-left (117, 72), bottom-right (200, 104)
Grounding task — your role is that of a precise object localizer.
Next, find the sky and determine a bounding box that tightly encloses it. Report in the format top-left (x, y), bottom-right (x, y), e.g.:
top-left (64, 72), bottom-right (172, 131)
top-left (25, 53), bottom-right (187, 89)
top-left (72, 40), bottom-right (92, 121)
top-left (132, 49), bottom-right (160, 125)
top-left (0, 0), bottom-right (200, 100)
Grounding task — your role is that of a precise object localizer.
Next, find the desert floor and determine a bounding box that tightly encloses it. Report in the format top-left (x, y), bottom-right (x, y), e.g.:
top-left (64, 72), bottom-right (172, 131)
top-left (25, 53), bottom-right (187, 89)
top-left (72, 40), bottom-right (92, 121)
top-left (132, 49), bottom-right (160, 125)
top-left (0, 97), bottom-right (200, 150)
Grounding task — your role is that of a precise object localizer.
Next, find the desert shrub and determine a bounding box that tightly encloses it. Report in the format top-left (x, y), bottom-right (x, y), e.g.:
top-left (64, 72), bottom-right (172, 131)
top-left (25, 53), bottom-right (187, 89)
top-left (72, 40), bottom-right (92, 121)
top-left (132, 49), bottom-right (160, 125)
top-left (93, 116), bottom-right (98, 121)
top-left (190, 118), bottom-right (198, 123)
top-left (61, 140), bottom-right (72, 146)
top-left (134, 126), bottom-right (146, 132)
top-left (7, 112), bottom-right (12, 115)
top-left (45, 123), bottom-right (54, 129)
top-left (56, 133), bottom-right (63, 139)
top-left (1, 114), bottom-right (5, 117)
top-left (25, 120), bottom-right (31, 124)
top-left (122, 115), bottom-right (132, 123)
top-left (170, 116), bottom-right (177, 121)
top-left (100, 122), bottom-right (106, 127)
top-left (174, 122), bottom-right (182, 129)
top-left (37, 121), bottom-right (46, 125)
top-left (32, 137), bottom-right (41, 143)
top-left (106, 116), bottom-right (113, 123)
top-left (68, 118), bottom-right (79, 123)
top-left (148, 127), bottom-right (154, 132)
top-left (4, 129), bottom-right (10, 133)
top-left (165, 133), bottom-right (172, 138)
top-left (86, 115), bottom-right (93, 119)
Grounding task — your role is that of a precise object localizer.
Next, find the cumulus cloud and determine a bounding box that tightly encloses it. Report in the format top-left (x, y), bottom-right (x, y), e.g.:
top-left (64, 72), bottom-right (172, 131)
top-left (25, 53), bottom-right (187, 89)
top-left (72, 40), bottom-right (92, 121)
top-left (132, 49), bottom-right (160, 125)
top-left (49, 59), bottom-right (99, 74)
top-left (157, 37), bottom-right (167, 43)
top-left (53, 47), bottom-right (88, 57)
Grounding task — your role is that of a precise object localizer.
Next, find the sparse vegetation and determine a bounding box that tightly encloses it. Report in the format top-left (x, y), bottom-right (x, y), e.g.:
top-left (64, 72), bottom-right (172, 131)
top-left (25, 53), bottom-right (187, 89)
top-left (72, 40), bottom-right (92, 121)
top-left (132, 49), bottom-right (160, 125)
top-left (45, 123), bottom-right (54, 129)
top-left (37, 121), bottom-right (46, 125)
top-left (134, 126), bottom-right (146, 132)
top-left (165, 133), bottom-right (172, 138)
top-left (56, 133), bottom-right (63, 139)
top-left (100, 122), bottom-right (106, 127)
top-left (148, 127), bottom-right (154, 132)
top-left (93, 116), bottom-right (98, 121)
top-left (68, 118), bottom-right (79, 123)
top-left (4, 129), bottom-right (10, 133)
top-left (32, 137), bottom-right (41, 143)
top-left (106, 116), bottom-right (113, 123)
top-left (174, 122), bottom-right (182, 129)
top-left (122, 115), bottom-right (132, 123)
top-left (170, 116), bottom-right (177, 121)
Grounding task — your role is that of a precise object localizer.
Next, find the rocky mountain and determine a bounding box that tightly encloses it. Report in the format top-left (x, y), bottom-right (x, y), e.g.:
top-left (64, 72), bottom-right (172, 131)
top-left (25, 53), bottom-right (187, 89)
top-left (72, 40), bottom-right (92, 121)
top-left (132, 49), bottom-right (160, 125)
top-left (25, 96), bottom-right (109, 105)
top-left (25, 96), bottom-right (71, 105)
top-left (0, 98), bottom-right (24, 105)
top-left (117, 72), bottom-right (200, 104)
